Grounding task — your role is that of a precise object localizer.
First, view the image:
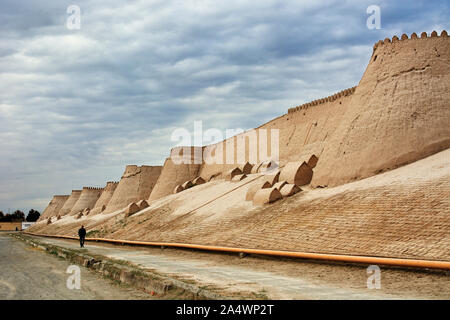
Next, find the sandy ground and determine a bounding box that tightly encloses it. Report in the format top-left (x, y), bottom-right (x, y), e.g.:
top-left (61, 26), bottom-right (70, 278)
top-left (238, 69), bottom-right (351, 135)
top-left (0, 233), bottom-right (152, 300)
top-left (27, 234), bottom-right (450, 300)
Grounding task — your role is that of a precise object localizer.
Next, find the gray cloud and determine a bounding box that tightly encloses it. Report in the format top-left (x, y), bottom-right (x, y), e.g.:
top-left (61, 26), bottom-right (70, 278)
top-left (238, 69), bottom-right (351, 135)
top-left (0, 0), bottom-right (448, 212)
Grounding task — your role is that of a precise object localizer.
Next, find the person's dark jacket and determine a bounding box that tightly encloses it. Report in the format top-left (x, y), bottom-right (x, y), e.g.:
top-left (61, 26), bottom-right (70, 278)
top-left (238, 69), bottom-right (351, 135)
top-left (78, 227), bottom-right (86, 238)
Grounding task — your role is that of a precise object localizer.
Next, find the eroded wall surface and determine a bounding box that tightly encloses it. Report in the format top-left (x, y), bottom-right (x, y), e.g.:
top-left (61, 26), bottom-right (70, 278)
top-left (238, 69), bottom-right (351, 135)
top-left (39, 195), bottom-right (69, 220)
top-left (104, 165), bottom-right (162, 213)
top-left (90, 181), bottom-right (119, 214)
top-left (148, 149), bottom-right (202, 201)
top-left (35, 32), bottom-right (450, 236)
top-left (28, 148), bottom-right (450, 261)
top-left (149, 88), bottom-right (356, 201)
top-left (58, 190), bottom-right (82, 216)
top-left (196, 33), bottom-right (450, 189)
top-left (69, 187), bottom-right (103, 215)
top-left (313, 33), bottom-right (450, 187)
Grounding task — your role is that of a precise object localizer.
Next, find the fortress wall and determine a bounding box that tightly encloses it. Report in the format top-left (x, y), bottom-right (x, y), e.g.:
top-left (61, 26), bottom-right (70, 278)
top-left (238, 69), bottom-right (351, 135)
top-left (199, 32), bottom-right (450, 187)
top-left (138, 165), bottom-right (163, 199)
top-left (313, 31), bottom-right (450, 187)
top-left (148, 147), bottom-right (202, 201)
top-left (58, 190), bottom-right (82, 216)
top-left (35, 32), bottom-right (450, 216)
top-left (90, 181), bottom-right (119, 214)
top-left (198, 87), bottom-right (356, 179)
top-left (49, 195), bottom-right (69, 218)
top-left (261, 88), bottom-right (356, 164)
top-left (39, 195), bottom-right (69, 220)
top-left (40, 200), bottom-right (53, 220)
top-left (69, 187), bottom-right (103, 215)
top-left (105, 165), bottom-right (162, 212)
top-left (31, 148), bottom-right (450, 261)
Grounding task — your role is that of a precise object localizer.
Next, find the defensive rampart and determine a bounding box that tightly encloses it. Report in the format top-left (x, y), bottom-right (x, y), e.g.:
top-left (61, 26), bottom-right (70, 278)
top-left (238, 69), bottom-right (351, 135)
top-left (313, 31), bottom-right (450, 186)
top-left (148, 147), bottom-right (202, 201)
top-left (104, 165), bottom-right (162, 213)
top-left (90, 181), bottom-right (119, 214)
top-left (58, 190), bottom-right (82, 216)
top-left (69, 187), bottom-right (103, 215)
top-left (39, 195), bottom-right (69, 220)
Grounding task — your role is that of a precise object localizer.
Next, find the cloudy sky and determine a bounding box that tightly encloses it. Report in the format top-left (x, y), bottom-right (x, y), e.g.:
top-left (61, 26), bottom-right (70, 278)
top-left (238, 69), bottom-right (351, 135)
top-left (0, 0), bottom-right (448, 213)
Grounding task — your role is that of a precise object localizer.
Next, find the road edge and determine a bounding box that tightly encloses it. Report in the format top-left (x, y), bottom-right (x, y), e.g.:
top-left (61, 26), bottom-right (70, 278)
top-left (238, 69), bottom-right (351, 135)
top-left (10, 233), bottom-right (232, 300)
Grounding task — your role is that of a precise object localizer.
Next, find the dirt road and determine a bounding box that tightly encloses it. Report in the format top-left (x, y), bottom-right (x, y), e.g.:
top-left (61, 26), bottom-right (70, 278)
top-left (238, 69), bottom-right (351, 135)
top-left (22, 234), bottom-right (450, 299)
top-left (0, 233), bottom-right (151, 300)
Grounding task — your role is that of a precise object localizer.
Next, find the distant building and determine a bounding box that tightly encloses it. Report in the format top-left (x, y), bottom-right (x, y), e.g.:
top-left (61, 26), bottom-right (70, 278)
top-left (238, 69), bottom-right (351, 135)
top-left (0, 222), bottom-right (22, 231)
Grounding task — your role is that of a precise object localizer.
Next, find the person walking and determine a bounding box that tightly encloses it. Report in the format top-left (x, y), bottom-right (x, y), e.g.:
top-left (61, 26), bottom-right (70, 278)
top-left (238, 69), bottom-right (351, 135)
top-left (78, 225), bottom-right (86, 248)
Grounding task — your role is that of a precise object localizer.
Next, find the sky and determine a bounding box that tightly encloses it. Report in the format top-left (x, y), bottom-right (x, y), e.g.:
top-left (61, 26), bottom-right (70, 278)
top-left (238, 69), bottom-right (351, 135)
top-left (0, 0), bottom-right (448, 213)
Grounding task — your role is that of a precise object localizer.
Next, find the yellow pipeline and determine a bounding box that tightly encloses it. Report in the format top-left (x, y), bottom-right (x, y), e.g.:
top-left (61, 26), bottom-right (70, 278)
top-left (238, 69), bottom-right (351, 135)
top-left (24, 232), bottom-right (450, 270)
